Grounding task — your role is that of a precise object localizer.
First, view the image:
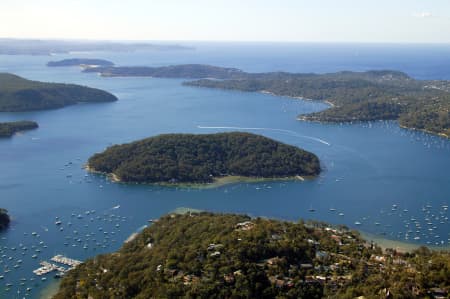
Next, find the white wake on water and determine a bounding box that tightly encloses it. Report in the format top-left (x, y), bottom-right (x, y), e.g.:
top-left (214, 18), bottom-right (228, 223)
top-left (197, 126), bottom-right (331, 146)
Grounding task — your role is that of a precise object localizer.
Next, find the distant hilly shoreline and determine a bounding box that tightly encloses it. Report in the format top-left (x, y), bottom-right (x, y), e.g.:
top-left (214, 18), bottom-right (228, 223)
top-left (55, 61), bottom-right (449, 138)
top-left (0, 38), bottom-right (193, 55)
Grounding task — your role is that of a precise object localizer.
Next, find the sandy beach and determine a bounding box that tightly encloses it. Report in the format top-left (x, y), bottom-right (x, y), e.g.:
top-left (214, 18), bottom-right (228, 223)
top-left (361, 230), bottom-right (450, 253)
top-left (85, 162), bottom-right (311, 189)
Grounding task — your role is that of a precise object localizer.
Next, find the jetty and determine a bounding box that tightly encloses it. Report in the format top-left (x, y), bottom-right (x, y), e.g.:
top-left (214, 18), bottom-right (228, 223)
top-left (33, 261), bottom-right (65, 276)
top-left (51, 254), bottom-right (82, 267)
top-left (32, 255), bottom-right (82, 277)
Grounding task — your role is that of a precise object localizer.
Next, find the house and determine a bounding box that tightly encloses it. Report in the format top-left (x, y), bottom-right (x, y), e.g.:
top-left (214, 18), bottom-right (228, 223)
top-left (266, 257), bottom-right (283, 266)
top-left (370, 255), bottom-right (386, 263)
top-left (207, 243), bottom-right (223, 251)
top-left (235, 221), bottom-right (255, 231)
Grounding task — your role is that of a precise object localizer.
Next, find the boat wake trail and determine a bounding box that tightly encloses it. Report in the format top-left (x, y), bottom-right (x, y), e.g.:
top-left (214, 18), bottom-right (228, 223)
top-left (197, 126), bottom-right (331, 146)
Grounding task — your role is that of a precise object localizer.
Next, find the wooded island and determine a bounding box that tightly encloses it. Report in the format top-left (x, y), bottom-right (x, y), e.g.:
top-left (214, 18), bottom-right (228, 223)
top-left (87, 132), bottom-right (321, 184)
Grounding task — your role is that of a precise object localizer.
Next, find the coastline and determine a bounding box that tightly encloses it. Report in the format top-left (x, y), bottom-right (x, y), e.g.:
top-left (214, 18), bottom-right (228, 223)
top-left (259, 90), bottom-right (334, 107)
top-left (85, 164), bottom-right (312, 189)
top-left (360, 230), bottom-right (450, 253)
top-left (399, 124), bottom-right (449, 139)
top-left (39, 280), bottom-right (61, 299)
top-left (259, 89), bottom-right (448, 140)
top-left (125, 209), bottom-right (450, 255)
top-left (296, 115), bottom-right (449, 140)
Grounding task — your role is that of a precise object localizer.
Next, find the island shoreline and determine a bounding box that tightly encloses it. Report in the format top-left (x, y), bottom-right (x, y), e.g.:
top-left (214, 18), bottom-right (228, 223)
top-left (85, 164), bottom-right (313, 189)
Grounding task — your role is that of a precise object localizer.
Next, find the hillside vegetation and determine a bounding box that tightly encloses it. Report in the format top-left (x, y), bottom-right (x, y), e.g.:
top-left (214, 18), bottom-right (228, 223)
top-left (54, 212), bottom-right (450, 299)
top-left (0, 120), bottom-right (38, 137)
top-left (0, 73), bottom-right (117, 111)
top-left (185, 70), bottom-right (450, 137)
top-left (88, 132), bottom-right (320, 184)
top-left (76, 63), bottom-right (450, 137)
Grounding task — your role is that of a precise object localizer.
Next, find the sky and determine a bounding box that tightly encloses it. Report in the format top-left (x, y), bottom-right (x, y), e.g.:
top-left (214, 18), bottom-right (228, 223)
top-left (1, 0), bottom-right (450, 43)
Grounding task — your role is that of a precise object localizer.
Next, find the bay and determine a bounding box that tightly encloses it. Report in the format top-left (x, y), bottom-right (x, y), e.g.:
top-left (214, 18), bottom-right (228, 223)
top-left (0, 43), bottom-right (449, 298)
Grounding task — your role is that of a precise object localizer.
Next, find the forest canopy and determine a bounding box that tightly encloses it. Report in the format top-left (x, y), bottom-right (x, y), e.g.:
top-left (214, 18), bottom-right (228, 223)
top-left (87, 132), bottom-right (321, 184)
top-left (54, 212), bottom-right (450, 299)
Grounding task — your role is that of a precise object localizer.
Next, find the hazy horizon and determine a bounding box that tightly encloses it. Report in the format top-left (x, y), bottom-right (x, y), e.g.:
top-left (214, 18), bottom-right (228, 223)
top-left (1, 0), bottom-right (450, 44)
top-left (2, 37), bottom-right (450, 46)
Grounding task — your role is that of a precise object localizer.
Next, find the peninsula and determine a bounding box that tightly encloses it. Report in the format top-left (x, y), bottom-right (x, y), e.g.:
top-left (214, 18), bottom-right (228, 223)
top-left (0, 73), bottom-right (118, 111)
top-left (87, 132), bottom-right (321, 184)
top-left (0, 120), bottom-right (38, 137)
top-left (54, 212), bottom-right (450, 299)
top-left (77, 64), bottom-right (450, 137)
top-left (47, 58), bottom-right (114, 67)
top-left (185, 70), bottom-right (450, 138)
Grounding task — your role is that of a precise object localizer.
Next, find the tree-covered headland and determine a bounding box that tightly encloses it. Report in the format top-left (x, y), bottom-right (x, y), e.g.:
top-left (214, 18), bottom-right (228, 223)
top-left (0, 73), bottom-right (117, 111)
top-left (54, 212), bottom-right (450, 299)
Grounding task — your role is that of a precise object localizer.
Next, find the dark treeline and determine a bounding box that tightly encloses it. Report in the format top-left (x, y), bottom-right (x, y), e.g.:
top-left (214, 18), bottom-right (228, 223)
top-left (83, 64), bottom-right (244, 79)
top-left (47, 58), bottom-right (114, 67)
top-left (54, 212), bottom-right (450, 299)
top-left (0, 120), bottom-right (38, 137)
top-left (0, 73), bottom-right (117, 111)
top-left (88, 132), bottom-right (321, 184)
top-left (0, 209), bottom-right (10, 230)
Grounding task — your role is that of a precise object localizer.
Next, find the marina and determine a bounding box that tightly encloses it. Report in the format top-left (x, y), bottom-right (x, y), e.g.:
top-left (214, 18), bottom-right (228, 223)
top-left (33, 261), bottom-right (65, 276)
top-left (32, 255), bottom-right (82, 278)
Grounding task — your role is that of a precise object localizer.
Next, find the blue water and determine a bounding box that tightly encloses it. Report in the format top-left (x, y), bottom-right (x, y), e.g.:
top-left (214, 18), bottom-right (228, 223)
top-left (0, 43), bottom-right (449, 298)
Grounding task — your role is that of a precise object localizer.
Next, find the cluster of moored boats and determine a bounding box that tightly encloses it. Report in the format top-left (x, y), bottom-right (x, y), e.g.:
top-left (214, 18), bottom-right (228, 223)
top-left (0, 203), bottom-right (129, 296)
top-left (352, 203), bottom-right (449, 246)
top-left (305, 201), bottom-right (449, 246)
